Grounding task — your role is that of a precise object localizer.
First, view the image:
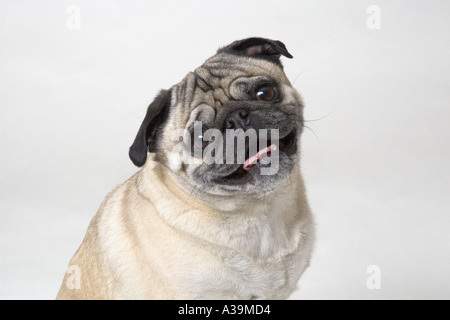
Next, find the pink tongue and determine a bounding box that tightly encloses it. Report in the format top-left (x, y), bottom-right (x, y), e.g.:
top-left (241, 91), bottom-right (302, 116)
top-left (243, 144), bottom-right (277, 170)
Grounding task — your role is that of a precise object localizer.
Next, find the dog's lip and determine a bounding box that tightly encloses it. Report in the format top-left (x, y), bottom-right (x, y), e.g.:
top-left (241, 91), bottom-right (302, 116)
top-left (278, 127), bottom-right (297, 140)
top-left (214, 165), bottom-right (254, 185)
top-left (276, 128), bottom-right (297, 157)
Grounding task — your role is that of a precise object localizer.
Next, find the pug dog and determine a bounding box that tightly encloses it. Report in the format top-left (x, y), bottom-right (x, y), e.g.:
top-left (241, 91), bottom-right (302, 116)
top-left (56, 37), bottom-right (315, 300)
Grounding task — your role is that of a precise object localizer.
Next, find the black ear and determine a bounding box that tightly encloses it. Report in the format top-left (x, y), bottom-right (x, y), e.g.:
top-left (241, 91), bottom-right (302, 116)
top-left (129, 89), bottom-right (171, 167)
top-left (218, 37), bottom-right (293, 63)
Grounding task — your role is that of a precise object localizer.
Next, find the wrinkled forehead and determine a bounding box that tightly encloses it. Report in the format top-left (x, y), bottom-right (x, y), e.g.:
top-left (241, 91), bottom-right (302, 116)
top-left (198, 53), bottom-right (291, 90)
top-left (171, 53), bottom-right (292, 111)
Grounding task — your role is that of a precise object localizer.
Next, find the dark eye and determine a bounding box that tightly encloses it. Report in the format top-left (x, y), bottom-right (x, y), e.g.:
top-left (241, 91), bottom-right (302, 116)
top-left (192, 124), bottom-right (209, 150)
top-left (195, 133), bottom-right (209, 149)
top-left (255, 86), bottom-right (276, 101)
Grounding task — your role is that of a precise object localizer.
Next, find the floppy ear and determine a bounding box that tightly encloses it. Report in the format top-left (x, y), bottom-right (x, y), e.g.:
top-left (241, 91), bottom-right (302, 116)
top-left (218, 37), bottom-right (293, 63)
top-left (129, 89), bottom-right (172, 167)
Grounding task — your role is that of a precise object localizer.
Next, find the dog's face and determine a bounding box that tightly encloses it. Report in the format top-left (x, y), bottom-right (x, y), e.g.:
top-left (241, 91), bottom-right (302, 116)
top-left (129, 38), bottom-right (304, 196)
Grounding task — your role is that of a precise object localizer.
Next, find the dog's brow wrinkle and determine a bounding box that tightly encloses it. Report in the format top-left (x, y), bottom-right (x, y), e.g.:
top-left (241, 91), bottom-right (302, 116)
top-left (197, 66), bottom-right (220, 85)
top-left (213, 87), bottom-right (229, 105)
top-left (194, 73), bottom-right (214, 92)
top-left (185, 73), bottom-right (198, 106)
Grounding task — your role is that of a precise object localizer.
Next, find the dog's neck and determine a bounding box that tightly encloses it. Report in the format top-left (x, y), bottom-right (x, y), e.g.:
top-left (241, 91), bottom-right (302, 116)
top-left (137, 160), bottom-right (309, 258)
top-left (149, 158), bottom-right (299, 211)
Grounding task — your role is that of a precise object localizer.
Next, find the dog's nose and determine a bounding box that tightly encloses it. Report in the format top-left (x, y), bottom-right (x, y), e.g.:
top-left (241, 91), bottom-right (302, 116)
top-left (225, 109), bottom-right (250, 130)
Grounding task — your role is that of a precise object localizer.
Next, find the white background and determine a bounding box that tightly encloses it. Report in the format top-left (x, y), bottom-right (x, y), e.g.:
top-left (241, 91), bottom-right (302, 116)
top-left (1, 0), bottom-right (449, 300)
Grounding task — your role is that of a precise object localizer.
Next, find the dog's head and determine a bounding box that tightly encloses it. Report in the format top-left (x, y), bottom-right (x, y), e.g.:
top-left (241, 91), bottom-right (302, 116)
top-left (129, 38), bottom-right (304, 196)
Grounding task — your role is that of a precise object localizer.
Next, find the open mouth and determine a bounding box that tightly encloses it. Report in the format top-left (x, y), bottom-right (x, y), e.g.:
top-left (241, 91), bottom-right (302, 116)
top-left (215, 129), bottom-right (297, 185)
top-left (275, 129), bottom-right (297, 156)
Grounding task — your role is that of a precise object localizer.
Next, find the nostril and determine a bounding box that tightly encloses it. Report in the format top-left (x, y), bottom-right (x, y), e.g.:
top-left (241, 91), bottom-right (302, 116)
top-left (225, 109), bottom-right (250, 130)
top-left (238, 109), bottom-right (249, 119)
top-left (226, 119), bottom-right (236, 129)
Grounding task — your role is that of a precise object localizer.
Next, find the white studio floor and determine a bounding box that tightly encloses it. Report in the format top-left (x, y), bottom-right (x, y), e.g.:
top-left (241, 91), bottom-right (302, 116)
top-left (1, 1), bottom-right (449, 300)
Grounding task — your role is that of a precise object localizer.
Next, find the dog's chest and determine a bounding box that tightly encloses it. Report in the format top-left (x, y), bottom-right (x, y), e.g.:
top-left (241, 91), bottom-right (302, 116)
top-left (176, 233), bottom-right (303, 300)
top-left (219, 249), bottom-right (296, 299)
top-left (169, 209), bottom-right (307, 299)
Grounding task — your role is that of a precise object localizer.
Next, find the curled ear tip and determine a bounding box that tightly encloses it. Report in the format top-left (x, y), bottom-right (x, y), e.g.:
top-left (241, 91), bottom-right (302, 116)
top-left (273, 41), bottom-right (294, 59)
top-left (278, 49), bottom-right (293, 59)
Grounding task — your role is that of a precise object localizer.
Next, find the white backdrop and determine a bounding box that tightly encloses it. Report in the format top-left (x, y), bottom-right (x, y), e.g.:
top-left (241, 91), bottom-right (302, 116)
top-left (1, 0), bottom-right (449, 300)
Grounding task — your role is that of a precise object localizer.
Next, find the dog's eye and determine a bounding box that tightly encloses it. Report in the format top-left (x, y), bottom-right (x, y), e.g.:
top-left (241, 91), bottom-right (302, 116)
top-left (192, 124), bottom-right (209, 150)
top-left (195, 134), bottom-right (209, 149)
top-left (255, 86), bottom-right (276, 101)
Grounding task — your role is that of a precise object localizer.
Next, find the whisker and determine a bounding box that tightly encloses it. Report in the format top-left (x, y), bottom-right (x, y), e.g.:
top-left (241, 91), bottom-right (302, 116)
top-left (303, 124), bottom-right (321, 146)
top-left (304, 109), bottom-right (335, 123)
top-left (182, 185), bottom-right (199, 214)
top-left (291, 72), bottom-right (304, 86)
top-left (302, 109), bottom-right (335, 146)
